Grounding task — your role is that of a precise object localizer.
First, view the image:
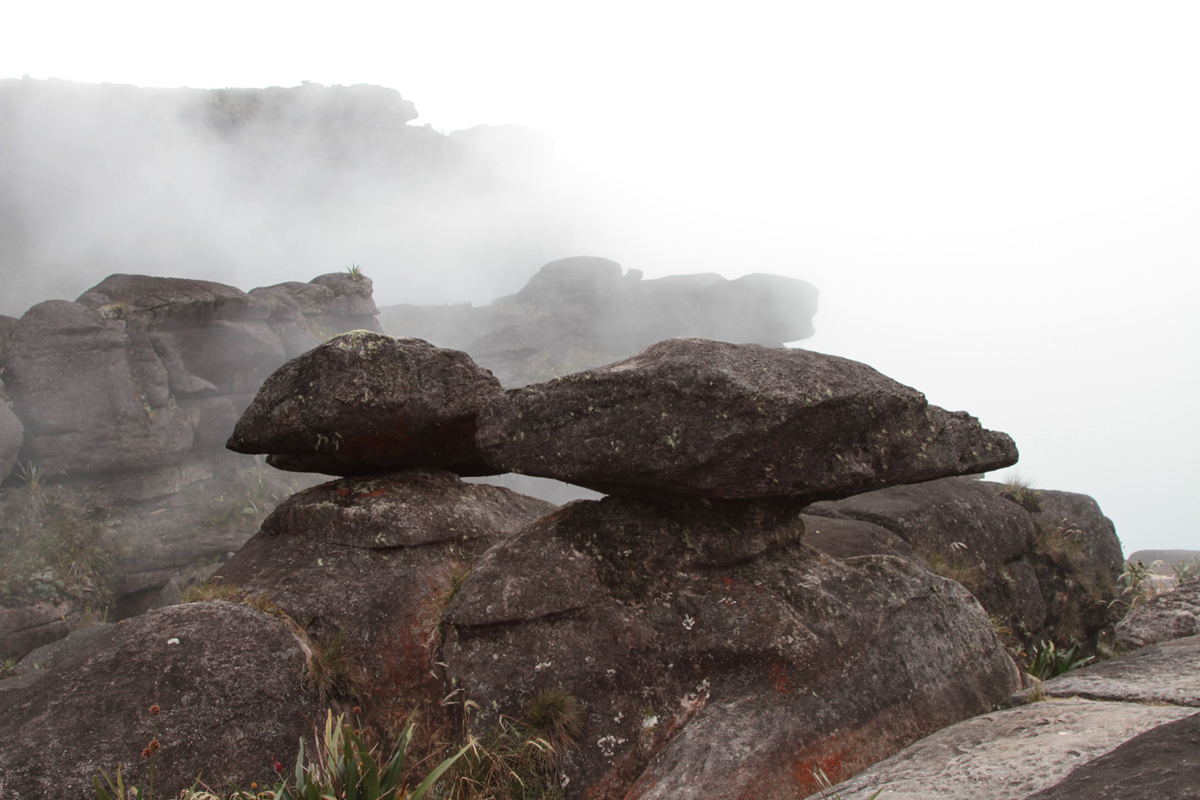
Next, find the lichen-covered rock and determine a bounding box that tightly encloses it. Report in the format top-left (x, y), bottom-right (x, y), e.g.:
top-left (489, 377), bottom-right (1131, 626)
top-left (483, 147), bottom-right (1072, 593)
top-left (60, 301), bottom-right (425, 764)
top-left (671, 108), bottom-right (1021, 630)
top-left (228, 332), bottom-right (502, 476)
top-left (0, 602), bottom-right (315, 798)
top-left (811, 698), bottom-right (1195, 800)
top-left (1116, 577), bottom-right (1200, 649)
top-left (215, 470), bottom-right (554, 744)
top-left (477, 338), bottom-right (1017, 499)
top-left (444, 495), bottom-right (1021, 799)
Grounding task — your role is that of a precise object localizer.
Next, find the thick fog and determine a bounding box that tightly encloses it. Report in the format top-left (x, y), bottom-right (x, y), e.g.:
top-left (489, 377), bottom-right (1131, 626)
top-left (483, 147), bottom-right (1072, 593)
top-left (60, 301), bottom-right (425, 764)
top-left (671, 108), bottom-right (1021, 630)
top-left (2, 1), bottom-right (1198, 555)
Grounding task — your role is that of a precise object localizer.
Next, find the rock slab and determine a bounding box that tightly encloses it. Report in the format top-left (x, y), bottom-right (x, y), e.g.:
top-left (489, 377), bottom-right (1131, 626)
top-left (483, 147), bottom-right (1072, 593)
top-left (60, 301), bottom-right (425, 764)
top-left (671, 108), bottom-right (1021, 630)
top-left (228, 332), bottom-right (502, 476)
top-left (477, 338), bottom-right (1018, 500)
top-left (1116, 576), bottom-right (1200, 650)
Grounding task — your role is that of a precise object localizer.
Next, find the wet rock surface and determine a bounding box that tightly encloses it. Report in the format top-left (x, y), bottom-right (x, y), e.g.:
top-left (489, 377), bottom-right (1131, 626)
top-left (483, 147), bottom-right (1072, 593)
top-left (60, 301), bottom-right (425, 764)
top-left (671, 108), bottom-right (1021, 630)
top-left (445, 495), bottom-right (1020, 799)
top-left (0, 602), bottom-right (315, 799)
top-left (1116, 576), bottom-right (1200, 649)
top-left (228, 332), bottom-right (502, 476)
top-left (477, 338), bottom-right (1017, 500)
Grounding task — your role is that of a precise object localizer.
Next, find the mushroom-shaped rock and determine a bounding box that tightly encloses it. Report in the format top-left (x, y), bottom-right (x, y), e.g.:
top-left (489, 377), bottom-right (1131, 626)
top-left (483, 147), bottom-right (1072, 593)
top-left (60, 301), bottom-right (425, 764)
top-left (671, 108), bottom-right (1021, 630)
top-left (227, 332), bottom-right (502, 476)
top-left (476, 338), bottom-right (1018, 500)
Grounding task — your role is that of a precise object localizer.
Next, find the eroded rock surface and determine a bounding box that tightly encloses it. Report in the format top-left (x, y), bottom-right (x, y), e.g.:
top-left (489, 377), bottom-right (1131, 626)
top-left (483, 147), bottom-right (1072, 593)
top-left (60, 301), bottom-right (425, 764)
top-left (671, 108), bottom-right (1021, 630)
top-left (811, 698), bottom-right (1194, 800)
top-left (215, 470), bottom-right (555, 743)
top-left (0, 602), bottom-right (314, 798)
top-left (445, 495), bottom-right (1020, 799)
top-left (229, 332), bottom-right (501, 476)
top-left (1042, 634), bottom-right (1200, 706)
top-left (1116, 576), bottom-right (1200, 649)
top-left (477, 339), bottom-right (1017, 500)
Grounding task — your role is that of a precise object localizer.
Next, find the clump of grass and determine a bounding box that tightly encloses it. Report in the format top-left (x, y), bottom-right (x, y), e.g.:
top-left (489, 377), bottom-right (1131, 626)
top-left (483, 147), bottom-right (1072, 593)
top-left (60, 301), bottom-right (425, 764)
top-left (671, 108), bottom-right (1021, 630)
top-left (1034, 521), bottom-right (1084, 568)
top-left (1028, 639), bottom-right (1094, 681)
top-left (0, 657), bottom-right (18, 678)
top-left (919, 550), bottom-right (983, 593)
top-left (1110, 559), bottom-right (1164, 613)
top-left (1172, 557), bottom-right (1200, 584)
top-left (997, 475), bottom-right (1043, 513)
top-left (345, 264), bottom-right (366, 281)
top-left (180, 578), bottom-right (242, 604)
top-left (304, 629), bottom-right (366, 703)
top-left (523, 688), bottom-right (582, 767)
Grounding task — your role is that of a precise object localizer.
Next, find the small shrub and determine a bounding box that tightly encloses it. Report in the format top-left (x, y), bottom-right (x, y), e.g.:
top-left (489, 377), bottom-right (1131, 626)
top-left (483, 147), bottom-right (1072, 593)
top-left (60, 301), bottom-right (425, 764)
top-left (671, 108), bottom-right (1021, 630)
top-left (345, 264), bottom-right (366, 281)
top-left (1110, 560), bottom-right (1162, 612)
top-left (0, 657), bottom-right (17, 678)
top-left (1028, 639), bottom-right (1094, 681)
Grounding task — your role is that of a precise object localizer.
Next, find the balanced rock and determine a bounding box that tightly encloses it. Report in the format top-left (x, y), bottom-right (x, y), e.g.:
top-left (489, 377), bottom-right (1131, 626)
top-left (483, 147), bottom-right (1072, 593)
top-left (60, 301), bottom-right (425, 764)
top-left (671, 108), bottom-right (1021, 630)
top-left (476, 338), bottom-right (1017, 499)
top-left (227, 332), bottom-right (502, 476)
top-left (1116, 577), bottom-right (1200, 650)
top-left (444, 494), bottom-right (1020, 799)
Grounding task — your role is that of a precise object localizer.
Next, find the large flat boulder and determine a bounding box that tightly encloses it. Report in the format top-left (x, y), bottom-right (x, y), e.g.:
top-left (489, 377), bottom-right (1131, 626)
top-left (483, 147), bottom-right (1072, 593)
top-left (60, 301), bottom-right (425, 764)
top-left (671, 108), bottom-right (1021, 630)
top-left (1116, 576), bottom-right (1200, 649)
top-left (1042, 634), bottom-right (1200, 706)
top-left (810, 698), bottom-right (1194, 800)
top-left (228, 332), bottom-right (502, 476)
top-left (444, 494), bottom-right (1020, 799)
top-left (476, 338), bottom-right (1017, 499)
top-left (0, 602), bottom-right (315, 798)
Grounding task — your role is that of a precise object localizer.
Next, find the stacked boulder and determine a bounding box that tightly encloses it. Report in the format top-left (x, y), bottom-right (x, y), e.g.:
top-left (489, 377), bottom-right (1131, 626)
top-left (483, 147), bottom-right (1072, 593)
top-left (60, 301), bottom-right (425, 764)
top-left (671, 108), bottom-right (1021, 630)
top-left (219, 332), bottom-right (1024, 798)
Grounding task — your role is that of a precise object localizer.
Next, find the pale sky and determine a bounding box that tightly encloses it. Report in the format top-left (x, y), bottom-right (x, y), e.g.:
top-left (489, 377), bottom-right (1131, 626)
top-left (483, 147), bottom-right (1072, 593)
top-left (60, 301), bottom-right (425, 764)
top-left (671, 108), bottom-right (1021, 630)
top-left (3, 1), bottom-right (1198, 555)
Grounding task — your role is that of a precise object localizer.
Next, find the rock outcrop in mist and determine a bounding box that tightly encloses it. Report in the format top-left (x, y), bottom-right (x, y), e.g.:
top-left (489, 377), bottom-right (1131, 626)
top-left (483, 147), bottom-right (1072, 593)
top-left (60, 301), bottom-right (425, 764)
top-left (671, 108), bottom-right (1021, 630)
top-left (0, 77), bottom-right (573, 316)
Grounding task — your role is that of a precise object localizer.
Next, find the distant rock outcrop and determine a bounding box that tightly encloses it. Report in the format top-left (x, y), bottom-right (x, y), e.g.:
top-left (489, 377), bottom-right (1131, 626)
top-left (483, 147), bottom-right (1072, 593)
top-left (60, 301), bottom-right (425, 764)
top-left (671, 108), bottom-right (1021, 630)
top-left (379, 256), bottom-right (820, 387)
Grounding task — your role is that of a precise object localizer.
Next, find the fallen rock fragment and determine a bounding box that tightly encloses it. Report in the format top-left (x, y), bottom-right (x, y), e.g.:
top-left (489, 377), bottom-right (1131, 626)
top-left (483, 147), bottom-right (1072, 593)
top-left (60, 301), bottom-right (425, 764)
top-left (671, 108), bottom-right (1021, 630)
top-left (227, 332), bottom-right (502, 476)
top-left (477, 338), bottom-right (1017, 500)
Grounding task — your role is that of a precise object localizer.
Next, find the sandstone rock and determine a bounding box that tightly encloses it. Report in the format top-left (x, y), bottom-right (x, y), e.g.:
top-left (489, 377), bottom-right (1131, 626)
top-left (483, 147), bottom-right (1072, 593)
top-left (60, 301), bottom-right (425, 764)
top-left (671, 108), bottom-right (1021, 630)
top-left (1116, 577), bottom-right (1200, 649)
top-left (1030, 488), bottom-right (1124, 582)
top-left (1025, 710), bottom-right (1200, 800)
top-left (76, 273), bottom-right (269, 323)
top-left (1042, 633), bottom-right (1200, 706)
top-left (444, 495), bottom-right (1020, 799)
top-left (0, 391), bottom-right (22, 480)
top-left (801, 513), bottom-right (917, 560)
top-left (808, 478), bottom-right (1044, 629)
top-left (0, 602), bottom-right (69, 661)
top-left (10, 622), bottom-right (116, 678)
top-left (215, 470), bottom-right (554, 748)
top-left (3, 300), bottom-right (194, 473)
top-left (810, 698), bottom-right (1194, 800)
top-left (228, 332), bottom-right (502, 476)
top-left (0, 602), bottom-right (315, 798)
top-left (478, 339), bottom-right (1017, 500)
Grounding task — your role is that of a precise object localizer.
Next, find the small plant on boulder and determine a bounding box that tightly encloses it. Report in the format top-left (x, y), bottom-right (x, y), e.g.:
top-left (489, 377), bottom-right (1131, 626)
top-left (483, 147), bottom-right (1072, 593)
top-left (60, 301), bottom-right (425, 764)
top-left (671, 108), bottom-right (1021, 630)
top-left (1028, 639), bottom-right (1094, 681)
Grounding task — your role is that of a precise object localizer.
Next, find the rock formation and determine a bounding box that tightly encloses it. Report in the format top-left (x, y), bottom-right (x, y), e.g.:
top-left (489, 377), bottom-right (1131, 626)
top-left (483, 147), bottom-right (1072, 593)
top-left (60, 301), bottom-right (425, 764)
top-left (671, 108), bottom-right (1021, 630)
top-left (1116, 576), bottom-right (1200, 649)
top-left (379, 256), bottom-right (820, 387)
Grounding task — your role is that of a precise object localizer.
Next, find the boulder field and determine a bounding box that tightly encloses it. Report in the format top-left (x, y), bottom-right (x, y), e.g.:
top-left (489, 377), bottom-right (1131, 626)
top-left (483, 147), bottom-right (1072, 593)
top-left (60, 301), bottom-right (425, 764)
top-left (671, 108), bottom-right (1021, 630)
top-left (0, 301), bottom-right (1150, 797)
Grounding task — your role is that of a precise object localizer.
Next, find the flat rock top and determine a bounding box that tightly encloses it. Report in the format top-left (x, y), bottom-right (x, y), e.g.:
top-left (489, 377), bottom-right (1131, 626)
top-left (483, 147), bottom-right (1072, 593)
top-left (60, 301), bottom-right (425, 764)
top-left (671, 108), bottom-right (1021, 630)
top-left (816, 698), bottom-right (1194, 800)
top-left (477, 338), bottom-right (1016, 500)
top-left (260, 468), bottom-right (556, 548)
top-left (76, 274), bottom-right (263, 322)
top-left (1043, 634), bottom-right (1200, 707)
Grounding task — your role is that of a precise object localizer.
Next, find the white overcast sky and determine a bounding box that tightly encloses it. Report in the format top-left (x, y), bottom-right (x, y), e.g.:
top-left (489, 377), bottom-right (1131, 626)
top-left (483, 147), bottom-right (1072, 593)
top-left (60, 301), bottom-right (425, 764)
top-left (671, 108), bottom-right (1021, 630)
top-left (3, 1), bottom-right (1198, 555)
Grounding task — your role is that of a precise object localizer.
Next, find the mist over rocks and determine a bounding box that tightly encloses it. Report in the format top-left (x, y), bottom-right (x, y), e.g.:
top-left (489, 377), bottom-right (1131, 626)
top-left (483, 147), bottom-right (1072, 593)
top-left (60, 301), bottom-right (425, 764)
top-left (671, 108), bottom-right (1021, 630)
top-left (379, 256), bottom-right (821, 387)
top-left (477, 338), bottom-right (1018, 500)
top-left (228, 331), bottom-right (502, 477)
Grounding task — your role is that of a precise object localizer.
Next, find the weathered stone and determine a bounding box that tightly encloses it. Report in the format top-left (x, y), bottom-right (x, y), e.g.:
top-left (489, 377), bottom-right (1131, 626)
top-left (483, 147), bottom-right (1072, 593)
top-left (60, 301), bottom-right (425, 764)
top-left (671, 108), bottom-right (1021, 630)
top-left (3, 300), bottom-right (194, 473)
top-left (0, 602), bottom-right (69, 661)
top-left (228, 332), bottom-right (502, 476)
top-left (310, 272), bottom-right (380, 319)
top-left (216, 470), bottom-right (554, 752)
top-left (11, 622), bottom-right (116, 679)
top-left (444, 495), bottom-right (1020, 799)
top-left (1025, 710), bottom-right (1200, 800)
top-left (801, 513), bottom-right (916, 560)
top-left (0, 391), bottom-right (22, 480)
top-left (811, 698), bottom-right (1195, 800)
top-left (477, 339), bottom-right (1017, 499)
top-left (1116, 577), bottom-right (1200, 649)
top-left (1031, 488), bottom-right (1124, 582)
top-left (1040, 634), bottom-right (1200, 706)
top-left (76, 273), bottom-right (268, 323)
top-left (0, 602), bottom-right (315, 799)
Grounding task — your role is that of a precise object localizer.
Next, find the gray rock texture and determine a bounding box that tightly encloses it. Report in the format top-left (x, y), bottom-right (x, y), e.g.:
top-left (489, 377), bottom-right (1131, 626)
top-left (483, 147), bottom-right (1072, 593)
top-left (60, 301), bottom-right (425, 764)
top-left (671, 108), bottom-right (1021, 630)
top-left (1025, 710), bottom-right (1200, 800)
top-left (810, 698), bottom-right (1195, 800)
top-left (477, 338), bottom-right (1017, 500)
top-left (0, 392), bottom-right (22, 481)
top-left (0, 602), bottom-right (69, 661)
top-left (1042, 634), bottom-right (1200, 706)
top-left (228, 332), bottom-right (502, 476)
top-left (445, 494), bottom-right (1020, 799)
top-left (0, 602), bottom-right (315, 799)
top-left (1116, 576), bottom-right (1200, 649)
top-left (380, 256), bottom-right (820, 387)
top-left (215, 470), bottom-right (555, 743)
